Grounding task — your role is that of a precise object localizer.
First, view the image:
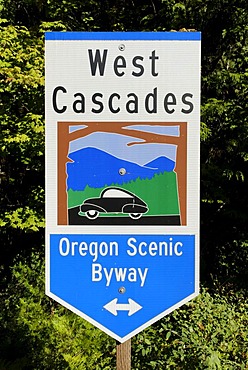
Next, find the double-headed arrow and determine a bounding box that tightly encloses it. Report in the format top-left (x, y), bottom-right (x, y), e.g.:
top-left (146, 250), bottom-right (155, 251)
top-left (104, 298), bottom-right (142, 316)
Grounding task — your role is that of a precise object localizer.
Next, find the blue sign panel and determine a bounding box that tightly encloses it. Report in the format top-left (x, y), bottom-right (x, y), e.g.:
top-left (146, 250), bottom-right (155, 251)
top-left (49, 234), bottom-right (195, 341)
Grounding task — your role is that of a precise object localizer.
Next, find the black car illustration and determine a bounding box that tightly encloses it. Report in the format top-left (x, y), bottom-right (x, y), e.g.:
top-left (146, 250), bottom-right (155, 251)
top-left (80, 187), bottom-right (148, 220)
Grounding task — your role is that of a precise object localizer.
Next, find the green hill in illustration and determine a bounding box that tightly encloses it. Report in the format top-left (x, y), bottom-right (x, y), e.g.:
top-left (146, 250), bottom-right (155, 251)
top-left (68, 171), bottom-right (180, 217)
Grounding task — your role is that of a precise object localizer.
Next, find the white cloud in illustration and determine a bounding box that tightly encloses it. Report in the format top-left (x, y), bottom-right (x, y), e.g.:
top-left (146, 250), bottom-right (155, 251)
top-left (124, 125), bottom-right (179, 137)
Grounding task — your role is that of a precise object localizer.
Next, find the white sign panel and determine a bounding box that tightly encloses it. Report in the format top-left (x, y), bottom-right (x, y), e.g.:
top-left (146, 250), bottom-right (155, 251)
top-left (45, 32), bottom-right (201, 342)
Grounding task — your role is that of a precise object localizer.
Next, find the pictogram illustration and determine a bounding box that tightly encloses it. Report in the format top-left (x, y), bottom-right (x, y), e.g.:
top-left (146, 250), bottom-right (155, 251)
top-left (57, 122), bottom-right (187, 225)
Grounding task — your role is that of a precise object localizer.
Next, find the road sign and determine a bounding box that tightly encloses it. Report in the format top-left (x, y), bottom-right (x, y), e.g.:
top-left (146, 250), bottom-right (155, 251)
top-left (45, 32), bottom-right (201, 342)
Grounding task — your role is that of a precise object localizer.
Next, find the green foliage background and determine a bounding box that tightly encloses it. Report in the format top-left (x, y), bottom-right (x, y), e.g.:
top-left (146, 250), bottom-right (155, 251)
top-left (0, 0), bottom-right (247, 368)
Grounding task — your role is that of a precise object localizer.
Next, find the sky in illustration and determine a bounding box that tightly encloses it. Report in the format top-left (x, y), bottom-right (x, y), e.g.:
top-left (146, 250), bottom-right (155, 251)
top-left (68, 125), bottom-right (178, 166)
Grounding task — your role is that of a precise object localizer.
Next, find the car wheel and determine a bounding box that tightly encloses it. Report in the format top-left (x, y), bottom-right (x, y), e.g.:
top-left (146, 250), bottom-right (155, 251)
top-left (85, 210), bottom-right (99, 220)
top-left (129, 213), bottom-right (142, 220)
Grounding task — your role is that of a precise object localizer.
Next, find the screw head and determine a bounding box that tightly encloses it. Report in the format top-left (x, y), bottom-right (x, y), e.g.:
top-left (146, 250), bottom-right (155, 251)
top-left (118, 44), bottom-right (125, 51)
top-left (119, 168), bottom-right (126, 176)
top-left (118, 287), bottom-right (126, 294)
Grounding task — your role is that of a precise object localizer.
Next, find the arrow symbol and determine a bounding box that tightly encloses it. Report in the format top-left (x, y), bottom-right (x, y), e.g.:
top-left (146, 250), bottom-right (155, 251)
top-left (103, 298), bottom-right (142, 316)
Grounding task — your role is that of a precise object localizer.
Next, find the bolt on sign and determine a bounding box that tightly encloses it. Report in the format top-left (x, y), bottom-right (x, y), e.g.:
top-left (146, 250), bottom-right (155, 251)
top-left (45, 32), bottom-right (201, 343)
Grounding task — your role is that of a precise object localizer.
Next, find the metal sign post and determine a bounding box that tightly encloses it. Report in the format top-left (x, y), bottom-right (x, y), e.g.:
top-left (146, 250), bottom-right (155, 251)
top-left (45, 32), bottom-right (201, 346)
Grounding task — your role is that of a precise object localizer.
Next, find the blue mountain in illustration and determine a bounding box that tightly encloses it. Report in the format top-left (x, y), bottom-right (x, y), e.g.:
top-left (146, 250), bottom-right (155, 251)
top-left (67, 147), bottom-right (175, 191)
top-left (144, 157), bottom-right (175, 170)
